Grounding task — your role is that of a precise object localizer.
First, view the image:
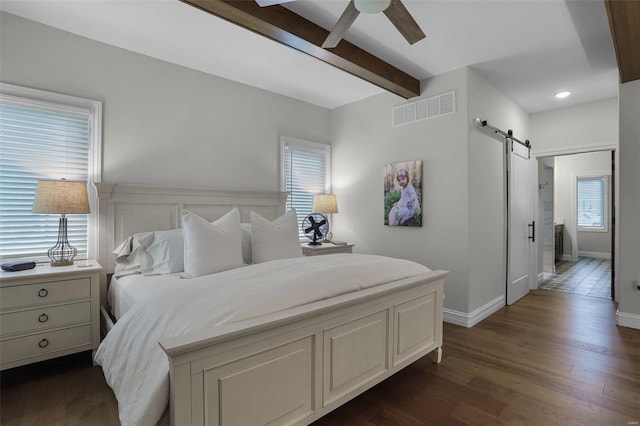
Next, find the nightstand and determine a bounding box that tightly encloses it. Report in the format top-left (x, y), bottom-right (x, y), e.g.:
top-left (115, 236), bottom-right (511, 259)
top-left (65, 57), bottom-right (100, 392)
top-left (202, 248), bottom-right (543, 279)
top-left (0, 260), bottom-right (101, 371)
top-left (301, 242), bottom-right (354, 256)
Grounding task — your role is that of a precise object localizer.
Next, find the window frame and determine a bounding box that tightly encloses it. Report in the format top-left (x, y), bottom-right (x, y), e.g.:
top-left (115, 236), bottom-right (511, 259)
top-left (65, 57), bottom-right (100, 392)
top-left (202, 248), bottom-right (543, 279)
top-left (575, 172), bottom-right (609, 233)
top-left (280, 136), bottom-right (331, 238)
top-left (0, 82), bottom-right (102, 262)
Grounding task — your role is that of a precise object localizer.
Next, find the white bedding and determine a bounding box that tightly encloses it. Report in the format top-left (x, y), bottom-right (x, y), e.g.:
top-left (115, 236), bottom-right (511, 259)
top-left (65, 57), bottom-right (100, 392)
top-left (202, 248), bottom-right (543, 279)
top-left (108, 273), bottom-right (186, 320)
top-left (95, 253), bottom-right (431, 426)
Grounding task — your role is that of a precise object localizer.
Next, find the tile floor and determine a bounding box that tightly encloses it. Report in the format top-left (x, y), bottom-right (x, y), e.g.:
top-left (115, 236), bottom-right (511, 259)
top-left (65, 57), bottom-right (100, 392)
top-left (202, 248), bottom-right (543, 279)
top-left (538, 256), bottom-right (612, 299)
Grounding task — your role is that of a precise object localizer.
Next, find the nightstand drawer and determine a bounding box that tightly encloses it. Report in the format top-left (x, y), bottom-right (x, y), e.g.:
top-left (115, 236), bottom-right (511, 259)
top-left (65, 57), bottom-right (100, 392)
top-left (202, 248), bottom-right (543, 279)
top-left (0, 278), bottom-right (90, 311)
top-left (1, 301), bottom-right (91, 337)
top-left (0, 325), bottom-right (91, 365)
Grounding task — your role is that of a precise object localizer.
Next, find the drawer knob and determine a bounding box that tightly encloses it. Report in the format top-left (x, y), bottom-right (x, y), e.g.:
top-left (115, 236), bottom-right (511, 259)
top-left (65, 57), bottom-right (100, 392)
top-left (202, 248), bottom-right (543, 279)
top-left (38, 288), bottom-right (48, 297)
top-left (38, 338), bottom-right (49, 348)
top-left (38, 313), bottom-right (49, 323)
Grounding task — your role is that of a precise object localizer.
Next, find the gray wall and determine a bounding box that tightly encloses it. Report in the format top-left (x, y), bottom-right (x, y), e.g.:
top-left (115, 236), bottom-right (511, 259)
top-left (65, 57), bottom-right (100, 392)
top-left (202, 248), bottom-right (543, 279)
top-left (330, 68), bottom-right (471, 314)
top-left (331, 67), bottom-right (529, 320)
top-left (618, 79), bottom-right (640, 326)
top-left (530, 98), bottom-right (618, 154)
top-left (0, 12), bottom-right (331, 191)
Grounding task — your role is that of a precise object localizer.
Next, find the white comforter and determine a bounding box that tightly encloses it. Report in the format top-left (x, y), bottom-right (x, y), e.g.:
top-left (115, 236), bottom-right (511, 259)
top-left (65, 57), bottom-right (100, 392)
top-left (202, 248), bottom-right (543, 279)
top-left (94, 253), bottom-right (430, 425)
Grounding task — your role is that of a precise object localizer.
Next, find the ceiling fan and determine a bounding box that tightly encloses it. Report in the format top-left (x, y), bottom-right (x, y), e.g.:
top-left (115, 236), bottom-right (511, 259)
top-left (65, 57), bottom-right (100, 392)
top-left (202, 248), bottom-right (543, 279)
top-left (255, 0), bottom-right (426, 49)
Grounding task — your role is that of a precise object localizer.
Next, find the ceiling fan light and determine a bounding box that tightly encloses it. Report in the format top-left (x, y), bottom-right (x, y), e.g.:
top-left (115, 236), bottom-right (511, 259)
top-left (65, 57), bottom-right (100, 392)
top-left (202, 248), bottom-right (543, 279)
top-left (354, 0), bottom-right (391, 14)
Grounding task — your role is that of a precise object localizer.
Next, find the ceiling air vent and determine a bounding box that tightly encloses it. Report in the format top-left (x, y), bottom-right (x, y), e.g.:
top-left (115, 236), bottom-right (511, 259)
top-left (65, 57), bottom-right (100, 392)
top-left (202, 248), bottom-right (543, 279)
top-left (392, 90), bottom-right (456, 127)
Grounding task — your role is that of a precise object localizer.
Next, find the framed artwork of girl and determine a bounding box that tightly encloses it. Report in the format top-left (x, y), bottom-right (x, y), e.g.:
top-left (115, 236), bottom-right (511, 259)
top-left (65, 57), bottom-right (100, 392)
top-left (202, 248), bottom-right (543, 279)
top-left (384, 161), bottom-right (423, 227)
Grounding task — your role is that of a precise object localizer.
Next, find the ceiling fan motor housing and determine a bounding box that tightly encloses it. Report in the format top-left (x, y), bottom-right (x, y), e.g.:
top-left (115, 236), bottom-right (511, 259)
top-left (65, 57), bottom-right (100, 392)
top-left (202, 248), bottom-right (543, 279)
top-left (354, 0), bottom-right (391, 14)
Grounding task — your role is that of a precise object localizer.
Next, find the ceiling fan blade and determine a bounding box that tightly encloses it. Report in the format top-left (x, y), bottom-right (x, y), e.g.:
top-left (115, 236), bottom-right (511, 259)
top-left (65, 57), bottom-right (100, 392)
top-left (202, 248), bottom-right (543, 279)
top-left (322, 0), bottom-right (360, 48)
top-left (383, 0), bottom-right (426, 45)
top-left (255, 0), bottom-right (296, 7)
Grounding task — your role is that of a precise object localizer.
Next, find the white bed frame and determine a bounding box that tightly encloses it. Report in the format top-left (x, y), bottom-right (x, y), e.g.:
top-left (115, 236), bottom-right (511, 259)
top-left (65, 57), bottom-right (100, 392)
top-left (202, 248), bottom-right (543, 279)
top-left (95, 183), bottom-right (447, 426)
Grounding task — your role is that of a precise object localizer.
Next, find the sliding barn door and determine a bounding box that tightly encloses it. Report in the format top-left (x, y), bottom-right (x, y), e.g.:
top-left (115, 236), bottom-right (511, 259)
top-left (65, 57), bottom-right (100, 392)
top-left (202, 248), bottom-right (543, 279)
top-left (507, 139), bottom-right (532, 305)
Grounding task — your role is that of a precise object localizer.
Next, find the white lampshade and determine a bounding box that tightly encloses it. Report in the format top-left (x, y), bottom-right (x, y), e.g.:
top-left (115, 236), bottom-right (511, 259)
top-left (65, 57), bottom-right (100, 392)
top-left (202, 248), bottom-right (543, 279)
top-left (354, 0), bottom-right (391, 14)
top-left (32, 179), bottom-right (90, 214)
top-left (313, 194), bottom-right (339, 214)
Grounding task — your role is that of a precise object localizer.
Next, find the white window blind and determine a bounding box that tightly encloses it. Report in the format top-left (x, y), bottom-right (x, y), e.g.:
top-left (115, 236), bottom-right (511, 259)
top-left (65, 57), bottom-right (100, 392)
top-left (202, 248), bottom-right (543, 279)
top-left (577, 176), bottom-right (607, 231)
top-left (281, 137), bottom-right (330, 237)
top-left (0, 92), bottom-right (92, 260)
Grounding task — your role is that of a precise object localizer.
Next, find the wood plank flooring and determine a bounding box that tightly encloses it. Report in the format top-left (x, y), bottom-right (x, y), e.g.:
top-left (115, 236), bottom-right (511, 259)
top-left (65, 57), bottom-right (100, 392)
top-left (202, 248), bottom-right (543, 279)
top-left (1, 289), bottom-right (639, 425)
top-left (0, 351), bottom-right (119, 425)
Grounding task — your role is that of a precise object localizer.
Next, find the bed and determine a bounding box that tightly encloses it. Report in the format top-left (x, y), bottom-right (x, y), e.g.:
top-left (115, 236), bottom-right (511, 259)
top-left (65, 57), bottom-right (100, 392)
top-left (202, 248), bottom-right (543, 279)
top-left (94, 183), bottom-right (447, 426)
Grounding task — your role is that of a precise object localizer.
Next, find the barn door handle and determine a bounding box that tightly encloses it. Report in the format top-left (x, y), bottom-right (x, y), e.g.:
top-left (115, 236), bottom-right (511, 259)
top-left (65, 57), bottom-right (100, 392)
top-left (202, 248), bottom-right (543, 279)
top-left (528, 221), bottom-right (535, 242)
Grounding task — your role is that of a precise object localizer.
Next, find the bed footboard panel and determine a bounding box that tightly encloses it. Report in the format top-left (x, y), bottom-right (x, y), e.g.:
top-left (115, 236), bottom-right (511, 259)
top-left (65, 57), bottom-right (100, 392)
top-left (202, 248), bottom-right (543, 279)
top-left (163, 271), bottom-right (446, 426)
top-left (394, 292), bottom-right (439, 367)
top-left (323, 310), bottom-right (389, 406)
top-left (200, 336), bottom-right (315, 426)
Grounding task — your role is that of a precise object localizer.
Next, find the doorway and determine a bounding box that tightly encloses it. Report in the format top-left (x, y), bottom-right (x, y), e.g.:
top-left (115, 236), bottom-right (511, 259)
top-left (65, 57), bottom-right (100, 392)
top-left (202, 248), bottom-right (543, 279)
top-left (536, 150), bottom-right (615, 300)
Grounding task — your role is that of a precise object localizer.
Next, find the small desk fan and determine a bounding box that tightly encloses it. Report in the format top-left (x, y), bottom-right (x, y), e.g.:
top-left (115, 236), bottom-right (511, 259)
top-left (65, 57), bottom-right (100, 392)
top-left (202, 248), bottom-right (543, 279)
top-left (302, 213), bottom-right (328, 246)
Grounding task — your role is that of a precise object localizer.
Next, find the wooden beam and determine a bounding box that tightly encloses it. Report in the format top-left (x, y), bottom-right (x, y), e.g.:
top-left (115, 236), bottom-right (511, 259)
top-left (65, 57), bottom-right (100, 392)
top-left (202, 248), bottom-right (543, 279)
top-left (180, 0), bottom-right (421, 99)
top-left (604, 0), bottom-right (640, 83)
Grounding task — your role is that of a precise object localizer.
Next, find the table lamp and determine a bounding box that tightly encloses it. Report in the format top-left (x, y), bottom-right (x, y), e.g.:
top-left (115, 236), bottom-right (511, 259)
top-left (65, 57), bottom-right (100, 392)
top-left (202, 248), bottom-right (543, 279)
top-left (312, 194), bottom-right (338, 242)
top-left (32, 179), bottom-right (90, 266)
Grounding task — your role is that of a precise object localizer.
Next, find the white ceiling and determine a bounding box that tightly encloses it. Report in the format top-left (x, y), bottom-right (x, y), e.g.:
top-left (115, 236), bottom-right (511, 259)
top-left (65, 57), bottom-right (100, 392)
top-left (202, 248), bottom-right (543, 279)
top-left (0, 0), bottom-right (619, 113)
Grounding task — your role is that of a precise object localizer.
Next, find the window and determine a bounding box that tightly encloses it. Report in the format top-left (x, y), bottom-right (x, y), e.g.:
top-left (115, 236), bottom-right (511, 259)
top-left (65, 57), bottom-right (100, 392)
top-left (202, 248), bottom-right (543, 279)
top-left (280, 136), bottom-right (330, 237)
top-left (0, 83), bottom-right (102, 262)
top-left (577, 175), bottom-right (609, 232)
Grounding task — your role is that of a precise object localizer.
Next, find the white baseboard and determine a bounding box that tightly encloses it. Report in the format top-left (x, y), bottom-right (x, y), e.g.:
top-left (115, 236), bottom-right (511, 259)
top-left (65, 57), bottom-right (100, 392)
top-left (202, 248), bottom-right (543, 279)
top-left (443, 295), bottom-right (505, 328)
top-left (560, 254), bottom-right (574, 261)
top-left (578, 251), bottom-right (611, 259)
top-left (616, 310), bottom-right (640, 330)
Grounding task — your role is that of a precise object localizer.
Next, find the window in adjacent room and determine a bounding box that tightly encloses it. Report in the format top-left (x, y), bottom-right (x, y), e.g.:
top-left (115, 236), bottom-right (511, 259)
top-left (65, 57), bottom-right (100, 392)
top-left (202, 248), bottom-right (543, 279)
top-left (280, 136), bottom-right (330, 238)
top-left (576, 175), bottom-right (609, 232)
top-left (0, 83), bottom-right (102, 262)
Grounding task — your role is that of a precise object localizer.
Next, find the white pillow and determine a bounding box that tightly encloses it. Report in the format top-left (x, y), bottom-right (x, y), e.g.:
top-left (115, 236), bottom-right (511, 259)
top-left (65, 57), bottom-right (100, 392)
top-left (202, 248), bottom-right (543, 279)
top-left (250, 209), bottom-right (302, 264)
top-left (182, 208), bottom-right (244, 277)
top-left (112, 232), bottom-right (154, 278)
top-left (143, 229), bottom-right (184, 275)
top-left (240, 223), bottom-right (252, 264)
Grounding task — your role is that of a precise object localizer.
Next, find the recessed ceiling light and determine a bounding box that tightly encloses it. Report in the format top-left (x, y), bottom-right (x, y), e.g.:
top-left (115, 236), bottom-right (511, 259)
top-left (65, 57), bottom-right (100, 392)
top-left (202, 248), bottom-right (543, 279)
top-left (555, 91), bottom-right (571, 99)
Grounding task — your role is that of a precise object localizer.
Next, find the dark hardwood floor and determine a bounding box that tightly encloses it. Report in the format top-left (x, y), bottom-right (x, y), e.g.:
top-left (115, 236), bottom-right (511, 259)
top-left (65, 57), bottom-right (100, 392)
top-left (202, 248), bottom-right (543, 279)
top-left (0, 351), bottom-right (119, 425)
top-left (2, 289), bottom-right (639, 425)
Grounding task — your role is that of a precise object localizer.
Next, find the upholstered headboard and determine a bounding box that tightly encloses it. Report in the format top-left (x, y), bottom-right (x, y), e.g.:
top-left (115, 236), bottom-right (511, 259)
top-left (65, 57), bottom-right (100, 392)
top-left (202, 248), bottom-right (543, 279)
top-left (94, 183), bottom-right (288, 304)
